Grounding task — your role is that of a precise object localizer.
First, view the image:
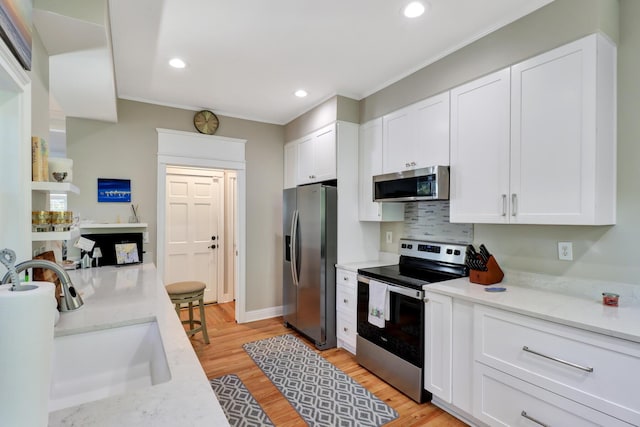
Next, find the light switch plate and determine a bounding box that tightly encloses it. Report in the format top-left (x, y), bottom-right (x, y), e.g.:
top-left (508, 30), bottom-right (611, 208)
top-left (386, 231), bottom-right (393, 244)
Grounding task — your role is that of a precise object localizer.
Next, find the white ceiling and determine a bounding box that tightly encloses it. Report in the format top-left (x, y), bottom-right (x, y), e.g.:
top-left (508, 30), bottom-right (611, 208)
top-left (41, 0), bottom-right (557, 126)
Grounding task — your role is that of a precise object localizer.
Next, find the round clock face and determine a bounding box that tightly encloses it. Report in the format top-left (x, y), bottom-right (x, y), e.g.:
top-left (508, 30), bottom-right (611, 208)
top-left (193, 110), bottom-right (219, 135)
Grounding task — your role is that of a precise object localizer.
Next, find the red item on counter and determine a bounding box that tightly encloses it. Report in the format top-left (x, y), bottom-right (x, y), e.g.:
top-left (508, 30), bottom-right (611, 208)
top-left (602, 292), bottom-right (619, 307)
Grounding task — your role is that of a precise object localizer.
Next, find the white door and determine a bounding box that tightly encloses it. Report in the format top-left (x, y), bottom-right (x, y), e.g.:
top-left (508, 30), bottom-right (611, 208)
top-left (221, 171), bottom-right (237, 303)
top-left (312, 124), bottom-right (336, 182)
top-left (450, 68), bottom-right (511, 224)
top-left (165, 167), bottom-right (224, 303)
top-left (296, 135), bottom-right (315, 185)
top-left (424, 292), bottom-right (453, 403)
top-left (414, 92), bottom-right (450, 167)
top-left (511, 36), bottom-right (592, 224)
top-left (382, 105), bottom-right (412, 173)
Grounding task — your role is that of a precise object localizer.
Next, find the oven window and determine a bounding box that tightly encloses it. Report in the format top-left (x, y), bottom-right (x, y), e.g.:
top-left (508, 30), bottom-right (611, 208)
top-left (357, 281), bottom-right (424, 367)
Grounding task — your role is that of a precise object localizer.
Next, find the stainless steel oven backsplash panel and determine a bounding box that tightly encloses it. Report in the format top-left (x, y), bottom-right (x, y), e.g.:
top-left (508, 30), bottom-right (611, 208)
top-left (404, 201), bottom-right (473, 244)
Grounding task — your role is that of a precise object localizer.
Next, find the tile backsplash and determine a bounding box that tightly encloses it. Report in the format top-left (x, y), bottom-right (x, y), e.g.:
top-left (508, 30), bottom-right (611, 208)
top-left (404, 201), bottom-right (473, 244)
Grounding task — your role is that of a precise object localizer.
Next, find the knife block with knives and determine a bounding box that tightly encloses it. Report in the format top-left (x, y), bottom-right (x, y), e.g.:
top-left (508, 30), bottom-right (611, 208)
top-left (465, 244), bottom-right (504, 285)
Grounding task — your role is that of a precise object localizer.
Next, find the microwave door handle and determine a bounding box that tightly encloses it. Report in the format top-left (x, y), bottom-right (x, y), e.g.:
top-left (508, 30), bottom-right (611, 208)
top-left (290, 210), bottom-right (299, 286)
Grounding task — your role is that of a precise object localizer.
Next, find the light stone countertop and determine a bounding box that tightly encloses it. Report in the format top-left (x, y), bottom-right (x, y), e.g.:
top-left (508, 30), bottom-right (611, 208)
top-left (48, 263), bottom-right (229, 426)
top-left (425, 269), bottom-right (640, 344)
top-left (336, 252), bottom-right (399, 273)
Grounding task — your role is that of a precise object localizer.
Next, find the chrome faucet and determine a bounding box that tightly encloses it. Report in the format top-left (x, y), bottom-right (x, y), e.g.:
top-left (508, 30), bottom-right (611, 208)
top-left (1, 259), bottom-right (84, 311)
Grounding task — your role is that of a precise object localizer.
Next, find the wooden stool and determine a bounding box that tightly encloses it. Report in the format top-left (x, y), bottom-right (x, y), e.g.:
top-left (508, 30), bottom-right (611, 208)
top-left (166, 281), bottom-right (210, 344)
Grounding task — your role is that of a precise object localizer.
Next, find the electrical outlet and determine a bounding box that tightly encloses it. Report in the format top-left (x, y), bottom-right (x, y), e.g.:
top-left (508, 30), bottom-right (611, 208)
top-left (386, 231), bottom-right (393, 244)
top-left (143, 231), bottom-right (150, 244)
top-left (558, 241), bottom-right (573, 261)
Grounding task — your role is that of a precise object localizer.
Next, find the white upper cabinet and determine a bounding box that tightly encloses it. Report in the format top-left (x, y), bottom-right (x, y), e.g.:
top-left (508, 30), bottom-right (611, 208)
top-left (450, 68), bottom-right (511, 224)
top-left (451, 34), bottom-right (616, 225)
top-left (358, 118), bottom-right (404, 222)
top-left (382, 92), bottom-right (450, 174)
top-left (510, 34), bottom-right (616, 225)
top-left (283, 141), bottom-right (298, 189)
top-left (296, 123), bottom-right (337, 185)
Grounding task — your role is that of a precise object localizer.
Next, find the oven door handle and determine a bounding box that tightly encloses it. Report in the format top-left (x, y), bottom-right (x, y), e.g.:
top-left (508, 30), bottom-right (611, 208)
top-left (358, 275), bottom-right (424, 300)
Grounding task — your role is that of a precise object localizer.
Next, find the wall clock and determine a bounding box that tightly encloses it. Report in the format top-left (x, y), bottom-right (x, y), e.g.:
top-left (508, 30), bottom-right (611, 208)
top-left (193, 110), bottom-right (219, 135)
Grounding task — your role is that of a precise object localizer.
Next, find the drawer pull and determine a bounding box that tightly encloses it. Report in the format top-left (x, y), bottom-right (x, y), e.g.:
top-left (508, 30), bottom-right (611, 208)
top-left (521, 410), bottom-right (549, 427)
top-left (343, 276), bottom-right (348, 281)
top-left (343, 327), bottom-right (348, 332)
top-left (522, 346), bottom-right (594, 373)
top-left (343, 298), bottom-right (348, 304)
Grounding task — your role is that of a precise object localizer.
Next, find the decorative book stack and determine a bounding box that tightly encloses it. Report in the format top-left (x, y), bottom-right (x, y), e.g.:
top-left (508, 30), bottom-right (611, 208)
top-left (31, 136), bottom-right (49, 182)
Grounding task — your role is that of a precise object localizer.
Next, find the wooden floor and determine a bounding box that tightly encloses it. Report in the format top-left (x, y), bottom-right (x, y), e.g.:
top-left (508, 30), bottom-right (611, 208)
top-left (182, 302), bottom-right (468, 427)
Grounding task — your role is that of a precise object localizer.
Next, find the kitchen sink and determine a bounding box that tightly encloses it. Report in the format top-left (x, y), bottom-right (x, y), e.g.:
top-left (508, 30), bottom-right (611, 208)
top-left (49, 320), bottom-right (171, 412)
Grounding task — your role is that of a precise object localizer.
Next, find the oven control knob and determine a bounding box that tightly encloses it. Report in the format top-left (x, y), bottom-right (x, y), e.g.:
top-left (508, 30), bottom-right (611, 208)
top-left (407, 244), bottom-right (413, 249)
top-left (446, 249), bottom-right (453, 254)
top-left (454, 250), bottom-right (461, 256)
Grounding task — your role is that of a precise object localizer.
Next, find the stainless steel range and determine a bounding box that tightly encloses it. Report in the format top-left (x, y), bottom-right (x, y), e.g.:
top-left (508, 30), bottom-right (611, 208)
top-left (356, 239), bottom-right (469, 403)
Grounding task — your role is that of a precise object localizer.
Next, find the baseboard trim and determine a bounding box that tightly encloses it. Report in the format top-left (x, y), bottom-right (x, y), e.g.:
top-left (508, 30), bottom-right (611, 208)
top-left (240, 305), bottom-right (283, 323)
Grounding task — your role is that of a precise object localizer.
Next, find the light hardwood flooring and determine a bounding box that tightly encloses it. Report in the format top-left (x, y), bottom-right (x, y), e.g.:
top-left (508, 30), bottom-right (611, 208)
top-left (181, 302), bottom-right (468, 427)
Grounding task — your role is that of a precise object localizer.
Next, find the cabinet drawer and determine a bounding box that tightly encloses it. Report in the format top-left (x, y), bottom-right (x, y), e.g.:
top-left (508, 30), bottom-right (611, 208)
top-left (336, 269), bottom-right (357, 287)
top-left (474, 305), bottom-right (640, 425)
top-left (336, 311), bottom-right (356, 347)
top-left (336, 285), bottom-right (357, 314)
top-left (474, 363), bottom-right (632, 427)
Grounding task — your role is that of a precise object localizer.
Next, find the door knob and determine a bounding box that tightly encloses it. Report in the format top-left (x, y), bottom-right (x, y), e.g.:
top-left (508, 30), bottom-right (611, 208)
top-left (211, 236), bottom-right (217, 241)
top-left (209, 244), bottom-right (217, 249)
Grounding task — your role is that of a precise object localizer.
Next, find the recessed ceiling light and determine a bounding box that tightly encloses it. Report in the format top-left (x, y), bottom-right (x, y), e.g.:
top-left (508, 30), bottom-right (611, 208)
top-left (403, 1), bottom-right (426, 18)
top-left (169, 58), bottom-right (186, 69)
top-left (294, 89), bottom-right (308, 98)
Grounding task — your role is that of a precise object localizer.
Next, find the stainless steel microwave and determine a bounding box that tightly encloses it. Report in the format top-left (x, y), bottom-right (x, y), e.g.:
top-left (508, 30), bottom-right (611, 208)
top-left (373, 166), bottom-right (449, 202)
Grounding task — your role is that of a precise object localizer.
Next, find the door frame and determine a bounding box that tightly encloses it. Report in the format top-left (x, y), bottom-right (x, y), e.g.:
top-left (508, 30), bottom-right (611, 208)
top-left (156, 128), bottom-right (247, 323)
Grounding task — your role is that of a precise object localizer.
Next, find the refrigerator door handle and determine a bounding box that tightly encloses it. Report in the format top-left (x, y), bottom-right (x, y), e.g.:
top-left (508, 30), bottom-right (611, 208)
top-left (290, 209), bottom-right (299, 286)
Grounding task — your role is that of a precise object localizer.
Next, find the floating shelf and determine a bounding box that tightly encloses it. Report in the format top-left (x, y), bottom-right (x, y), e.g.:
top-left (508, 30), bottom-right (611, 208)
top-left (79, 223), bottom-right (148, 230)
top-left (31, 228), bottom-right (80, 242)
top-left (31, 181), bottom-right (80, 194)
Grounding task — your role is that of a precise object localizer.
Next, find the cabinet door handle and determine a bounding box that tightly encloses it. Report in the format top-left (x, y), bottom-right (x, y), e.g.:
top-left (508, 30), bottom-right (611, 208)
top-left (343, 298), bottom-right (348, 304)
top-left (522, 346), bottom-right (594, 372)
top-left (343, 276), bottom-right (348, 281)
top-left (520, 411), bottom-right (549, 427)
top-left (511, 193), bottom-right (517, 216)
top-left (343, 327), bottom-right (348, 332)
top-left (410, 161), bottom-right (416, 166)
top-left (501, 194), bottom-right (507, 216)
top-left (405, 162), bottom-right (411, 168)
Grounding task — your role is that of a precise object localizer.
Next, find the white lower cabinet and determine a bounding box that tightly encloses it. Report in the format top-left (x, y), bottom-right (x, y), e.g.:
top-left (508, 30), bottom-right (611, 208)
top-left (424, 292), bottom-right (453, 403)
top-left (474, 305), bottom-right (640, 425)
top-left (423, 294), bottom-right (640, 427)
top-left (336, 268), bottom-right (357, 354)
top-left (474, 363), bottom-right (632, 427)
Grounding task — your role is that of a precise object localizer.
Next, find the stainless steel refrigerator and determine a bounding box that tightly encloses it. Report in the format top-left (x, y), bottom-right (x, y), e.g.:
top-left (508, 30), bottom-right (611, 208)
top-left (283, 183), bottom-right (337, 350)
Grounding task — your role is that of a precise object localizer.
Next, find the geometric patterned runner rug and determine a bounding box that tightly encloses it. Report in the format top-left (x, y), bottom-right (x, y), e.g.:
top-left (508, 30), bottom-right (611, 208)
top-left (243, 334), bottom-right (398, 427)
top-left (210, 374), bottom-right (275, 427)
